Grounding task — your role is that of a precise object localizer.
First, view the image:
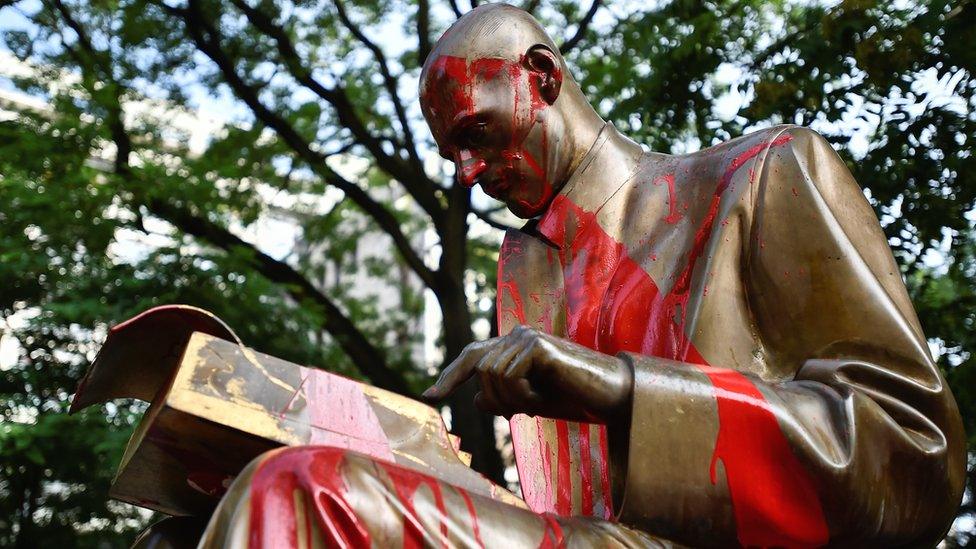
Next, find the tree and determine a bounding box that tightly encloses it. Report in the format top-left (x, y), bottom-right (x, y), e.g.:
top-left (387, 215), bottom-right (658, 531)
top-left (0, 0), bottom-right (973, 545)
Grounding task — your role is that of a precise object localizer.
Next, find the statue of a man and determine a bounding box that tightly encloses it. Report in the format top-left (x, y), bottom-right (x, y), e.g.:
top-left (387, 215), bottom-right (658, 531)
top-left (196, 4), bottom-right (965, 547)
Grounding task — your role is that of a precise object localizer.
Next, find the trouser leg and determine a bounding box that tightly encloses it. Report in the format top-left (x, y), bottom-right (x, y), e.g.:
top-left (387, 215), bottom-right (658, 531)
top-left (199, 446), bottom-right (667, 549)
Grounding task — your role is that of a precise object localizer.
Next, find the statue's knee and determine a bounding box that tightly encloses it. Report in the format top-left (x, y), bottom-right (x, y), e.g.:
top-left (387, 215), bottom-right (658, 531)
top-left (252, 446), bottom-right (352, 483)
top-left (247, 446), bottom-right (375, 546)
top-left (249, 445), bottom-right (386, 500)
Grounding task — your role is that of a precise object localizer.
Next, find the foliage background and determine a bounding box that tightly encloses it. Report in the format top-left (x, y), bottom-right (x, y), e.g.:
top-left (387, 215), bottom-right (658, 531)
top-left (0, 0), bottom-right (973, 546)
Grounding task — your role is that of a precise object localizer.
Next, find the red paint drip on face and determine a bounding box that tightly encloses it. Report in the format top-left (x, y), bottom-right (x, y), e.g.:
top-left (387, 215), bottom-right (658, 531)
top-left (424, 56), bottom-right (505, 129)
top-left (424, 55), bottom-right (554, 214)
top-left (506, 55), bottom-right (552, 214)
top-left (526, 135), bottom-right (829, 545)
top-left (249, 447), bottom-right (370, 549)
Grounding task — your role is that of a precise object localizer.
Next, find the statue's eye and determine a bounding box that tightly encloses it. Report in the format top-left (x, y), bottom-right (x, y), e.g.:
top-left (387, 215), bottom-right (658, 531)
top-left (461, 122), bottom-right (489, 148)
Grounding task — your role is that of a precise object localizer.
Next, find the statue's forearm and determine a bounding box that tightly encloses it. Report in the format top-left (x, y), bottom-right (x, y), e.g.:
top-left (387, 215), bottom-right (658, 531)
top-left (530, 338), bottom-right (634, 423)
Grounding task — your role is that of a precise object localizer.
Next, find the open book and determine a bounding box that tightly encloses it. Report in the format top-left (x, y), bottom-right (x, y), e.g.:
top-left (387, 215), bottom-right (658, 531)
top-left (71, 305), bottom-right (522, 516)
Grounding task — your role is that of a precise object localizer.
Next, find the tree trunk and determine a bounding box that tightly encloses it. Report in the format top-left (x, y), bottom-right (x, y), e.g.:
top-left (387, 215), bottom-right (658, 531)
top-left (441, 288), bottom-right (506, 484)
top-left (437, 185), bottom-right (506, 484)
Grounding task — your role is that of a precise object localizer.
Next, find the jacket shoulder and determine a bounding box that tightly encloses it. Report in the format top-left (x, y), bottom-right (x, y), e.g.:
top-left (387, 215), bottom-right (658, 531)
top-left (681, 124), bottom-right (822, 161)
top-left (667, 125), bottom-right (832, 193)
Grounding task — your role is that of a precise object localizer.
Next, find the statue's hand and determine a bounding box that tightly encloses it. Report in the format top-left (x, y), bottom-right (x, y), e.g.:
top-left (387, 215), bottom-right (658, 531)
top-left (422, 326), bottom-right (633, 422)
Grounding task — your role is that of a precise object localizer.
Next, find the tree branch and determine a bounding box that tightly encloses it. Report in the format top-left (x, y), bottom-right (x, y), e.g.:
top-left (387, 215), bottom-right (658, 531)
top-left (148, 199), bottom-right (415, 395)
top-left (332, 0), bottom-right (424, 174)
top-left (522, 0), bottom-right (541, 16)
top-left (162, 0), bottom-right (439, 292)
top-left (227, 0), bottom-right (440, 218)
top-left (746, 27), bottom-right (805, 73)
top-left (53, 2), bottom-right (416, 395)
top-left (48, 0), bottom-right (129, 171)
top-left (417, 0), bottom-right (432, 64)
top-left (560, 0), bottom-right (602, 55)
top-left (446, 0), bottom-right (462, 19)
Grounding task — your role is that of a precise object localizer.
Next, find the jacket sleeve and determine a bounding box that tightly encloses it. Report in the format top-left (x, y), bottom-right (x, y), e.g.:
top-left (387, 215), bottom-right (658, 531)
top-left (613, 126), bottom-right (965, 547)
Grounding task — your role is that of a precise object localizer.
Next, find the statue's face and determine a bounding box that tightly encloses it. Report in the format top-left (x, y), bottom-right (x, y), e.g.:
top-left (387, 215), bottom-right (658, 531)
top-left (422, 55), bottom-right (559, 218)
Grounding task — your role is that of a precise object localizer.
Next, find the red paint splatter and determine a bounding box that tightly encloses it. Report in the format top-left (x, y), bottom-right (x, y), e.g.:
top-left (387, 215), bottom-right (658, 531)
top-left (456, 487), bottom-right (485, 548)
top-left (652, 173), bottom-right (682, 224)
top-left (248, 447), bottom-right (472, 549)
top-left (497, 238), bottom-right (528, 326)
top-left (554, 420), bottom-right (573, 515)
top-left (537, 416), bottom-right (555, 510)
top-left (705, 368), bottom-right (828, 547)
top-left (536, 286), bottom-right (558, 335)
top-left (597, 424), bottom-right (612, 517)
top-left (653, 134), bottom-right (794, 360)
top-left (578, 423), bottom-right (594, 517)
top-left (249, 447), bottom-right (370, 549)
top-left (304, 370), bottom-right (395, 462)
top-left (278, 372), bottom-right (308, 418)
top-left (459, 154), bottom-right (488, 185)
top-left (379, 461), bottom-right (450, 548)
top-left (538, 513), bottom-right (565, 548)
top-left (423, 56), bottom-right (502, 134)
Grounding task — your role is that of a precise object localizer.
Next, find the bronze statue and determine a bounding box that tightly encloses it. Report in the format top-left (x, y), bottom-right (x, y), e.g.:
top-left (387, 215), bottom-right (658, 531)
top-left (85, 4), bottom-right (964, 547)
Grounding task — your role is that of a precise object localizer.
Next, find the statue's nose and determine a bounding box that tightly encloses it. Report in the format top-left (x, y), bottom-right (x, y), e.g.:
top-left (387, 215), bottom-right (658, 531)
top-left (456, 152), bottom-right (488, 188)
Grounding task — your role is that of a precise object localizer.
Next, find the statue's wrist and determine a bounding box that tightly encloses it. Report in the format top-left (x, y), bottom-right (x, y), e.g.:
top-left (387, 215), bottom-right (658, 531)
top-left (608, 353), bottom-right (634, 421)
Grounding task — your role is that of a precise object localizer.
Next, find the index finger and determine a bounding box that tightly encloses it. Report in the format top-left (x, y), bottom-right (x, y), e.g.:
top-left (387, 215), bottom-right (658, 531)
top-left (422, 340), bottom-right (490, 402)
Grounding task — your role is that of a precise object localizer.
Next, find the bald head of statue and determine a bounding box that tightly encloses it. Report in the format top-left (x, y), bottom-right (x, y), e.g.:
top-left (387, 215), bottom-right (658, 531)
top-left (420, 4), bottom-right (605, 218)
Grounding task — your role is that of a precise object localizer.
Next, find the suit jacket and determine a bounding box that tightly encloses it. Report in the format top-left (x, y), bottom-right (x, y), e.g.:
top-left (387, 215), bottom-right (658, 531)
top-left (496, 123), bottom-right (965, 547)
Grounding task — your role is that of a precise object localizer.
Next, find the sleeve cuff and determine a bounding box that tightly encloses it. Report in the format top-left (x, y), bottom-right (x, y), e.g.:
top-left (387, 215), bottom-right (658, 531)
top-left (611, 352), bottom-right (734, 541)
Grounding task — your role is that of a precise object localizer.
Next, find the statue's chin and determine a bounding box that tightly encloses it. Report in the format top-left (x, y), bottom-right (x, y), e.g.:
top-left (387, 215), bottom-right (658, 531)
top-left (508, 201), bottom-right (545, 220)
top-left (504, 189), bottom-right (557, 220)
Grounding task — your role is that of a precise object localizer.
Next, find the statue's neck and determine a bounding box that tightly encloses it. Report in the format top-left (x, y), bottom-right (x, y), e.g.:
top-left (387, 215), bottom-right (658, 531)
top-left (557, 123), bottom-right (644, 211)
top-left (534, 123), bottom-right (644, 248)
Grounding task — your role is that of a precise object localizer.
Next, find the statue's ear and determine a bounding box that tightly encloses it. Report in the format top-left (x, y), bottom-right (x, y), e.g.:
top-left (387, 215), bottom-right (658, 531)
top-left (522, 45), bottom-right (562, 105)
